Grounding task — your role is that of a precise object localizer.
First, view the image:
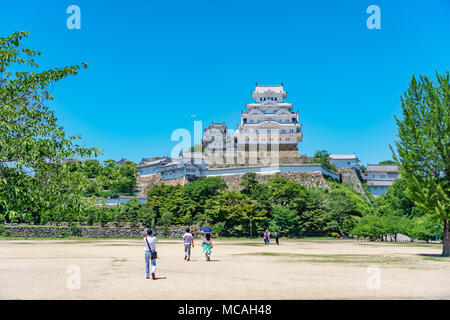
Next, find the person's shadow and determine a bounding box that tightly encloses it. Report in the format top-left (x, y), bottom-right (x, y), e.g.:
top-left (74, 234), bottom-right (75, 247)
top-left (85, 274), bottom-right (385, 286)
top-left (154, 276), bottom-right (167, 280)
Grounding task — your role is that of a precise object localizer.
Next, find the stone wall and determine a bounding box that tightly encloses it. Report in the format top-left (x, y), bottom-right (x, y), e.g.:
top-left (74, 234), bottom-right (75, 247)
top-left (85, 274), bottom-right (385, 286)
top-left (136, 174), bottom-right (187, 197)
top-left (337, 168), bottom-right (370, 200)
top-left (3, 225), bottom-right (203, 239)
top-left (136, 174), bottom-right (161, 197)
top-left (160, 176), bottom-right (187, 186)
top-left (220, 171), bottom-right (330, 191)
top-left (206, 151), bottom-right (311, 167)
top-left (136, 165), bottom-right (369, 200)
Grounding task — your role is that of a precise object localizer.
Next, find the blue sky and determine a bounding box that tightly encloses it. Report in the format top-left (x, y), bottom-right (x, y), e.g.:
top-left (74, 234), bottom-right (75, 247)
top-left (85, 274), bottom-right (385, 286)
top-left (1, 0), bottom-right (449, 165)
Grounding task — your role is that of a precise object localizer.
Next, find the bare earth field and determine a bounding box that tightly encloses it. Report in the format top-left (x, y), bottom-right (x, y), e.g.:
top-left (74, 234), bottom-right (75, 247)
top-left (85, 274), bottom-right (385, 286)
top-left (1, 238), bottom-right (449, 300)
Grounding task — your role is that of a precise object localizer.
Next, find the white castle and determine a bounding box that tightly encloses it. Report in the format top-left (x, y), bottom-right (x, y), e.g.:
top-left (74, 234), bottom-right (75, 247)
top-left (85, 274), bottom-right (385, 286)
top-left (137, 83), bottom-right (338, 183)
top-left (235, 84), bottom-right (302, 152)
top-left (135, 83), bottom-right (399, 198)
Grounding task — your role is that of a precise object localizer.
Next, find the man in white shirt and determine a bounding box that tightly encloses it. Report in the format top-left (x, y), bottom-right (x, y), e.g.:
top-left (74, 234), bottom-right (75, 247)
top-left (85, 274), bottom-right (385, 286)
top-left (183, 228), bottom-right (194, 261)
top-left (143, 229), bottom-right (157, 280)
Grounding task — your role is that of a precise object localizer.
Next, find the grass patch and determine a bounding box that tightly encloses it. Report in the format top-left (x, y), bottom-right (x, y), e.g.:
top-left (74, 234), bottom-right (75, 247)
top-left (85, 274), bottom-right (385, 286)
top-left (216, 242), bottom-right (264, 247)
top-left (423, 256), bottom-right (450, 262)
top-left (357, 242), bottom-right (442, 248)
top-left (111, 258), bottom-right (127, 265)
top-left (97, 243), bottom-right (138, 246)
top-left (234, 252), bottom-right (409, 265)
top-left (0, 236), bottom-right (141, 241)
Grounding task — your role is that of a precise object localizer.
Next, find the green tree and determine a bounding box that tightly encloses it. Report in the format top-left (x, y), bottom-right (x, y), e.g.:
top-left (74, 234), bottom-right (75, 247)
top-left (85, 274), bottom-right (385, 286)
top-left (269, 205), bottom-right (303, 236)
top-left (0, 32), bottom-right (98, 223)
top-left (313, 150), bottom-right (336, 171)
top-left (375, 178), bottom-right (423, 218)
top-left (161, 211), bottom-right (174, 236)
top-left (204, 191), bottom-right (257, 237)
top-left (121, 198), bottom-right (141, 226)
top-left (378, 160), bottom-right (396, 165)
top-left (391, 72), bottom-right (450, 256)
top-left (240, 173), bottom-right (271, 224)
top-left (326, 181), bottom-right (371, 237)
top-left (352, 214), bottom-right (385, 240)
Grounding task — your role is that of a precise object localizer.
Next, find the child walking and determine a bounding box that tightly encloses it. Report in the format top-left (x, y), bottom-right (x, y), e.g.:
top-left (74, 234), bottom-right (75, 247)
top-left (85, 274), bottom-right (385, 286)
top-left (264, 229), bottom-right (270, 246)
top-left (202, 233), bottom-right (213, 261)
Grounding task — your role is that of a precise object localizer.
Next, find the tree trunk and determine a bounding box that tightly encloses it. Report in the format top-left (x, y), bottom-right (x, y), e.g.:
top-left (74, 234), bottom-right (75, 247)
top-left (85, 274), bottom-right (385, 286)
top-left (442, 219), bottom-right (450, 257)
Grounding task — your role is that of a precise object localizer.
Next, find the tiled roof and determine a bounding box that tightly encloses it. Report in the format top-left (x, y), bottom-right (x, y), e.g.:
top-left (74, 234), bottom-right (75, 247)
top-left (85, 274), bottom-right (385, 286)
top-left (254, 85), bottom-right (284, 93)
top-left (366, 164), bottom-right (398, 172)
top-left (329, 154), bottom-right (358, 160)
top-left (136, 157), bottom-right (170, 168)
top-left (367, 180), bottom-right (395, 187)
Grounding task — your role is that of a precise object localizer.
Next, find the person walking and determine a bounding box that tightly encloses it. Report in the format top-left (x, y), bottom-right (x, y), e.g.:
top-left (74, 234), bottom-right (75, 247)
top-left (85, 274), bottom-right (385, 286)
top-left (264, 229), bottom-right (270, 246)
top-left (183, 228), bottom-right (194, 261)
top-left (143, 228), bottom-right (158, 280)
top-left (274, 231), bottom-right (279, 245)
top-left (202, 233), bottom-right (213, 261)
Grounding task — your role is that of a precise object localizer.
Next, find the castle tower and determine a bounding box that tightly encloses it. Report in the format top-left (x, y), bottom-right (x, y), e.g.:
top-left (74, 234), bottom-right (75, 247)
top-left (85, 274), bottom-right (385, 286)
top-left (234, 84), bottom-right (303, 152)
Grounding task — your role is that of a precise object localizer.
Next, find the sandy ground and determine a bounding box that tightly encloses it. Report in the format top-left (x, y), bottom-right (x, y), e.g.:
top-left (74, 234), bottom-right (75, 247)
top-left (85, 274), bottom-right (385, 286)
top-left (1, 238), bottom-right (449, 300)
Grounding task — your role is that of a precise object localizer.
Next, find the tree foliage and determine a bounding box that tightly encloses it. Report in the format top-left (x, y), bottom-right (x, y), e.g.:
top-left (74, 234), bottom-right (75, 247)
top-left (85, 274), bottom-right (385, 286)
top-left (0, 31), bottom-right (98, 223)
top-left (391, 71), bottom-right (450, 256)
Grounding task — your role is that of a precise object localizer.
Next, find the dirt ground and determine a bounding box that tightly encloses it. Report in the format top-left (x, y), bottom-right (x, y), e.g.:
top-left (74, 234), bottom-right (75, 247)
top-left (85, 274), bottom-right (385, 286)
top-left (1, 238), bottom-right (449, 300)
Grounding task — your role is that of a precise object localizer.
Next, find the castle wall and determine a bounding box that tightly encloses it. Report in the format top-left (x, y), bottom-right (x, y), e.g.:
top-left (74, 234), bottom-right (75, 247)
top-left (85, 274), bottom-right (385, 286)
top-left (219, 171), bottom-right (330, 191)
top-left (136, 174), bottom-right (187, 197)
top-left (137, 165), bottom-right (337, 195)
top-left (337, 167), bottom-right (370, 200)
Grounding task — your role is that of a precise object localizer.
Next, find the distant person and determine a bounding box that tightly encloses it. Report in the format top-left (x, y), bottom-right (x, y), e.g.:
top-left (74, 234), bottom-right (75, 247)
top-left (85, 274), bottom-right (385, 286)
top-left (274, 231), bottom-right (279, 245)
top-left (264, 229), bottom-right (270, 246)
top-left (143, 228), bottom-right (158, 280)
top-left (183, 228), bottom-right (194, 261)
top-left (202, 233), bottom-right (213, 261)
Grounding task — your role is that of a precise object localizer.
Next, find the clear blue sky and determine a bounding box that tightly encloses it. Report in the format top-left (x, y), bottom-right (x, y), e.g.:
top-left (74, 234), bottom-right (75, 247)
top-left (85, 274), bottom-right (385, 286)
top-left (1, 0), bottom-right (449, 165)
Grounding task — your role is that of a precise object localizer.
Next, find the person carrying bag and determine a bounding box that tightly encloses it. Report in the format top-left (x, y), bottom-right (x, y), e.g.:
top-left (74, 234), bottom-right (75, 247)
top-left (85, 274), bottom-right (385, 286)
top-left (143, 229), bottom-right (158, 280)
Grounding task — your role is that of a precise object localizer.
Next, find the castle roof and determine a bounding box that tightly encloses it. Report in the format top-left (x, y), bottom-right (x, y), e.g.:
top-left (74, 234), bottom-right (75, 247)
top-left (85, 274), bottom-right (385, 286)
top-left (329, 154), bottom-right (359, 161)
top-left (254, 85), bottom-right (284, 94)
top-left (366, 164), bottom-right (399, 172)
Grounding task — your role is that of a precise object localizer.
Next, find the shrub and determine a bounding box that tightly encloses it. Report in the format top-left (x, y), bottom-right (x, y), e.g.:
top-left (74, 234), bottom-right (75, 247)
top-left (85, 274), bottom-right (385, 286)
top-left (69, 225), bottom-right (82, 237)
top-left (56, 230), bottom-right (70, 237)
top-left (0, 224), bottom-right (6, 236)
